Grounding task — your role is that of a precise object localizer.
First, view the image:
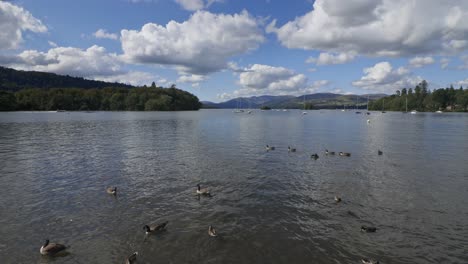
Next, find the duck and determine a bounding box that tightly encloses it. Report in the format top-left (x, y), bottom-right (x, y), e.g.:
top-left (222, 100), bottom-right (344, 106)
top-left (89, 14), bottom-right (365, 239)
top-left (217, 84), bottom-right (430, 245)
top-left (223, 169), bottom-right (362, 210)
top-left (266, 145), bottom-right (275, 151)
top-left (125, 252), bottom-right (138, 264)
top-left (378, 150), bottom-right (383, 155)
top-left (40, 239), bottom-right (68, 255)
top-left (325, 149), bottom-right (335, 155)
top-left (208, 225), bottom-right (217, 237)
top-left (288, 146), bottom-right (296, 152)
top-left (311, 153), bottom-right (319, 160)
top-left (361, 258), bottom-right (379, 264)
top-left (196, 184), bottom-right (211, 196)
top-left (361, 226), bottom-right (377, 232)
top-left (106, 187), bottom-right (117, 195)
top-left (143, 221), bottom-right (168, 235)
top-left (339, 152), bottom-right (351, 157)
top-left (334, 196), bottom-right (342, 203)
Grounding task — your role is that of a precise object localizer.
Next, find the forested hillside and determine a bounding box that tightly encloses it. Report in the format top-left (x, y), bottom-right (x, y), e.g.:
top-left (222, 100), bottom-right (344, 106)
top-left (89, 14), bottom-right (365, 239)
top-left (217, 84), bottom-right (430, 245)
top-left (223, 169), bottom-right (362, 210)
top-left (0, 67), bottom-right (201, 111)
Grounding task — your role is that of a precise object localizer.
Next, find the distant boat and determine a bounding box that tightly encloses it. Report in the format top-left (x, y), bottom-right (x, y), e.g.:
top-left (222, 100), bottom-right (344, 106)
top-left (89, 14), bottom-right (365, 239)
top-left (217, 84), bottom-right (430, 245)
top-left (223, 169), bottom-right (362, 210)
top-left (410, 110), bottom-right (417, 114)
top-left (247, 110), bottom-right (252, 114)
top-left (234, 98), bottom-right (244, 113)
top-left (435, 110), bottom-right (443, 113)
top-left (56, 109), bottom-right (66, 112)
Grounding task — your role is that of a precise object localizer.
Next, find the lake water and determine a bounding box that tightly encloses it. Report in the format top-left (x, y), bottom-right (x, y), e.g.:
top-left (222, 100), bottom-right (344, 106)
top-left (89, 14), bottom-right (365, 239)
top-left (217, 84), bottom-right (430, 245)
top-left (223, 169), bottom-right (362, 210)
top-left (0, 110), bottom-right (467, 264)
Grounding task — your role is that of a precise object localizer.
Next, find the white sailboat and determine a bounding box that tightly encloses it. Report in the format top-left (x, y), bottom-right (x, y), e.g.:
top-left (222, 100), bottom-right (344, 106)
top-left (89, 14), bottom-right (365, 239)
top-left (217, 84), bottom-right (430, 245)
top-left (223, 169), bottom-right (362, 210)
top-left (366, 95), bottom-right (371, 115)
top-left (355, 96), bottom-right (361, 114)
top-left (234, 97), bottom-right (244, 113)
top-left (403, 94), bottom-right (408, 113)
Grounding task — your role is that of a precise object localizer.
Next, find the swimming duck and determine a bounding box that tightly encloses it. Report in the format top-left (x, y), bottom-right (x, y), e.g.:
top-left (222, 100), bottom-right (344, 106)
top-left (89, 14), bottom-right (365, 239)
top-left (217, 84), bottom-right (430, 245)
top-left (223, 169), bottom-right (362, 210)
top-left (325, 149), bottom-right (335, 155)
top-left (143, 221), bottom-right (168, 235)
top-left (208, 225), bottom-right (217, 237)
top-left (288, 146), bottom-right (296, 152)
top-left (106, 187), bottom-right (117, 195)
top-left (334, 196), bottom-right (342, 203)
top-left (40, 239), bottom-right (68, 255)
top-left (361, 226), bottom-right (377, 232)
top-left (125, 252), bottom-right (138, 264)
top-left (196, 184), bottom-right (211, 196)
top-left (266, 145), bottom-right (275, 151)
top-left (339, 152), bottom-right (351, 157)
top-left (378, 150), bottom-right (383, 155)
top-left (311, 153), bottom-right (319, 160)
top-left (361, 258), bottom-right (379, 264)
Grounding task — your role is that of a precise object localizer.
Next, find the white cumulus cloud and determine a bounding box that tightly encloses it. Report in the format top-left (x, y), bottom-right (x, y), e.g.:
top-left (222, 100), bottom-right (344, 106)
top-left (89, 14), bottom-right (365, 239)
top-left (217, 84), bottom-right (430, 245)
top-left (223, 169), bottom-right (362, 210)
top-left (120, 10), bottom-right (264, 75)
top-left (222, 64), bottom-right (329, 98)
top-left (0, 45), bottom-right (156, 86)
top-left (267, 0), bottom-right (468, 57)
top-left (352, 61), bottom-right (422, 93)
top-left (93, 29), bottom-right (118, 40)
top-left (174, 0), bottom-right (223, 11)
top-left (409, 56), bottom-right (435, 68)
top-left (0, 2), bottom-right (47, 50)
top-left (306, 52), bottom-right (356, 65)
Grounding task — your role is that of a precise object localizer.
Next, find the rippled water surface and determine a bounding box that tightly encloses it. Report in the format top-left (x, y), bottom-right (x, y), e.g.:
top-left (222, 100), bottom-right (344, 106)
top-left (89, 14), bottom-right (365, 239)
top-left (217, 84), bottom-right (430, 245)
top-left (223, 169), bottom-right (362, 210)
top-left (0, 110), bottom-right (467, 264)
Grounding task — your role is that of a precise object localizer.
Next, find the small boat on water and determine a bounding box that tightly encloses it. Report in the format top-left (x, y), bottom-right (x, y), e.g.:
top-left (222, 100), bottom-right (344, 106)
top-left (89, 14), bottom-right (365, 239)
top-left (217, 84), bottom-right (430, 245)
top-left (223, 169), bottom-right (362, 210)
top-left (410, 110), bottom-right (417, 114)
top-left (435, 110), bottom-right (443, 113)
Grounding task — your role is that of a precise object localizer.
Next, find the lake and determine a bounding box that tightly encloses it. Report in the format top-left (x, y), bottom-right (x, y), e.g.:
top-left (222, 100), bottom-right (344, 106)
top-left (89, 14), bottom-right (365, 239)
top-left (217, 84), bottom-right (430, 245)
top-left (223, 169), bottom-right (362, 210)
top-left (0, 110), bottom-right (467, 264)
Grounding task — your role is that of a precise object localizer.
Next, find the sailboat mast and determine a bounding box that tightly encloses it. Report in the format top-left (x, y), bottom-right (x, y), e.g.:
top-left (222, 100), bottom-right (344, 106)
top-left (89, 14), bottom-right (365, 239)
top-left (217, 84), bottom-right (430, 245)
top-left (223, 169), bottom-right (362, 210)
top-left (303, 94), bottom-right (306, 110)
top-left (367, 95), bottom-right (369, 111)
top-left (405, 95), bottom-right (408, 112)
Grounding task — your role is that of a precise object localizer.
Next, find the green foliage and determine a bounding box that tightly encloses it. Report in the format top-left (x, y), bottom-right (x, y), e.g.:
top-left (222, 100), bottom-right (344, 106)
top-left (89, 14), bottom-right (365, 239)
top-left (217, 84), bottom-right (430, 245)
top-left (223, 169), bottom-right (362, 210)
top-left (3, 87), bottom-right (200, 111)
top-left (369, 80), bottom-right (467, 112)
top-left (304, 102), bottom-right (314, 110)
top-left (0, 91), bottom-right (16, 111)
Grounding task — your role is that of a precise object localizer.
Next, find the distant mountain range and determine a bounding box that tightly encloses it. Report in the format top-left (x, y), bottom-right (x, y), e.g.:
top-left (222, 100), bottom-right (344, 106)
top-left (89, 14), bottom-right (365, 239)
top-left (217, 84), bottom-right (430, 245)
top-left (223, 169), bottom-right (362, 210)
top-left (202, 93), bottom-right (387, 109)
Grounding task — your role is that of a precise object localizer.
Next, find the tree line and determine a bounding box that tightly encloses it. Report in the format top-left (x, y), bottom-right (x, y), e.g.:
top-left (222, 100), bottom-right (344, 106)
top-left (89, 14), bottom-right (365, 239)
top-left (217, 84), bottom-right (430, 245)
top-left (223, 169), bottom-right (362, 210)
top-left (369, 80), bottom-right (468, 112)
top-left (0, 86), bottom-right (201, 111)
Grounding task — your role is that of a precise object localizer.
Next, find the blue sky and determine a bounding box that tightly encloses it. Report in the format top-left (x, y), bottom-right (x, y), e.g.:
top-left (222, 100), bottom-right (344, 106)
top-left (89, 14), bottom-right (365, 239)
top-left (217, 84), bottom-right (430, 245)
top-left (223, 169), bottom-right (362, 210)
top-left (1, 0), bottom-right (468, 102)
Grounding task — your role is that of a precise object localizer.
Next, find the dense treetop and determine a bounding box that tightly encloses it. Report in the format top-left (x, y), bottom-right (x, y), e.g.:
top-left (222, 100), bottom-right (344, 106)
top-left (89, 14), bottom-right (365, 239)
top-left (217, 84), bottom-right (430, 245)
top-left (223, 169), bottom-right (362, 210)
top-left (369, 80), bottom-right (468, 112)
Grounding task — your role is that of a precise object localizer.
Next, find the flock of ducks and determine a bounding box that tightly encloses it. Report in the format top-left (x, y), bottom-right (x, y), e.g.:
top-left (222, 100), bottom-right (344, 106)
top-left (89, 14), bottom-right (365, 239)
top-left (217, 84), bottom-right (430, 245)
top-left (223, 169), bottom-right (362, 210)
top-left (40, 183), bottom-right (218, 263)
top-left (268, 145), bottom-right (359, 160)
top-left (266, 144), bottom-right (383, 264)
top-left (41, 147), bottom-right (384, 263)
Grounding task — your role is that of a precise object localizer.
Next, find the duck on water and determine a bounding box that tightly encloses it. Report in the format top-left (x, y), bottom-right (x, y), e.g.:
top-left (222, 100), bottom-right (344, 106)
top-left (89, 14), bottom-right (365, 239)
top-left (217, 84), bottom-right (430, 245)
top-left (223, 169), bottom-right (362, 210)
top-left (143, 221), bottom-right (168, 235)
top-left (40, 239), bottom-right (68, 256)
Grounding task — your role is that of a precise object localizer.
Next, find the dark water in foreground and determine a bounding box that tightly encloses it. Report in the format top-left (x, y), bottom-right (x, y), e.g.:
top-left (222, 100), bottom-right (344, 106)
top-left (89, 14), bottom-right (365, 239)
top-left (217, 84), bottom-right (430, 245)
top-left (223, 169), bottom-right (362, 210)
top-left (0, 110), bottom-right (467, 264)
